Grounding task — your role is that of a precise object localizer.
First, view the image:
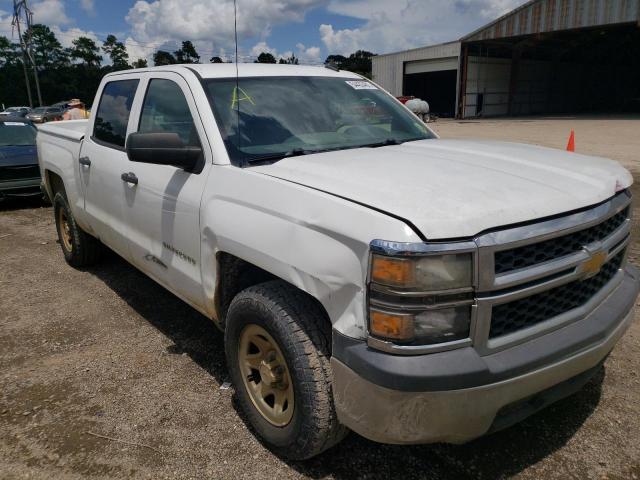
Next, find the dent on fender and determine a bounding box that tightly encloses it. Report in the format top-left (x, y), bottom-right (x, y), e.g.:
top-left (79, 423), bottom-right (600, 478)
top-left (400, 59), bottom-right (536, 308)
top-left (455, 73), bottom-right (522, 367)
top-left (195, 145), bottom-right (420, 339)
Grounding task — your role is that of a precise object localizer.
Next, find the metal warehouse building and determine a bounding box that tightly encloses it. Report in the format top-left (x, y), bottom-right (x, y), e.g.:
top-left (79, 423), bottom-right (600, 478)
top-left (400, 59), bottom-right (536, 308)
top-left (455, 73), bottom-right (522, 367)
top-left (372, 0), bottom-right (640, 118)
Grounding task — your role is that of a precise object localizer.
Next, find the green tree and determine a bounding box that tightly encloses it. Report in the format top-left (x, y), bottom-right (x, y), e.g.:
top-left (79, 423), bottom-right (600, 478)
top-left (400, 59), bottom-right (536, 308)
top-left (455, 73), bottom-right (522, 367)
top-left (69, 36), bottom-right (102, 67)
top-left (255, 52), bottom-right (276, 63)
top-left (0, 36), bottom-right (21, 66)
top-left (279, 54), bottom-right (298, 65)
top-left (23, 24), bottom-right (68, 68)
top-left (209, 56), bottom-right (223, 63)
top-left (153, 50), bottom-right (176, 66)
top-left (131, 58), bottom-right (148, 68)
top-left (325, 50), bottom-right (375, 77)
top-left (346, 50), bottom-right (375, 76)
top-left (324, 54), bottom-right (347, 69)
top-left (174, 40), bottom-right (200, 63)
top-left (102, 34), bottom-right (129, 70)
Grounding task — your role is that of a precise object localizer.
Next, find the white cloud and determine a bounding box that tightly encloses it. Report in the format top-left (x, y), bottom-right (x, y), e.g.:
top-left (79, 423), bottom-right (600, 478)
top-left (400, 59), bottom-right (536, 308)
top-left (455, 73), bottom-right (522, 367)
top-left (250, 41), bottom-right (278, 58)
top-left (319, 24), bottom-right (361, 55)
top-left (80, 0), bottom-right (96, 16)
top-left (250, 40), bottom-right (322, 64)
top-left (126, 0), bottom-right (324, 61)
top-left (50, 26), bottom-right (99, 49)
top-left (321, 0), bottom-right (528, 55)
top-left (0, 10), bottom-right (15, 40)
top-left (296, 42), bottom-right (321, 63)
top-left (31, 0), bottom-right (72, 26)
top-left (124, 36), bottom-right (162, 64)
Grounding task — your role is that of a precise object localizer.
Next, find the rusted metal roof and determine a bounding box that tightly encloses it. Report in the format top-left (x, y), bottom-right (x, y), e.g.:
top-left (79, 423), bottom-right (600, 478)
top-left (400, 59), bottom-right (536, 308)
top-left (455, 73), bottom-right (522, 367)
top-left (462, 0), bottom-right (640, 42)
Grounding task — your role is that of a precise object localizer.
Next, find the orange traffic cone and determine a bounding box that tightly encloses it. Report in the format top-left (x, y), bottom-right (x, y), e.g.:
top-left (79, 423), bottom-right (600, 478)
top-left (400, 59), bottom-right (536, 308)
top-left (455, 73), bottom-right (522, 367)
top-left (566, 130), bottom-right (575, 152)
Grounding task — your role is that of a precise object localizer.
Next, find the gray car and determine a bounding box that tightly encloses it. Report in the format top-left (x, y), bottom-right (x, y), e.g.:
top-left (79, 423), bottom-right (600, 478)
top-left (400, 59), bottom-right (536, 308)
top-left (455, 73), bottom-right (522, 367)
top-left (0, 107), bottom-right (31, 118)
top-left (26, 106), bottom-right (63, 124)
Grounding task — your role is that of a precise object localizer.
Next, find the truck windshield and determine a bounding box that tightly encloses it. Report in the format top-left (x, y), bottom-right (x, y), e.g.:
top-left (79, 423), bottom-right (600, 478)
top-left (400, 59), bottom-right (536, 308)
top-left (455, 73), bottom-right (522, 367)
top-left (203, 76), bottom-right (434, 165)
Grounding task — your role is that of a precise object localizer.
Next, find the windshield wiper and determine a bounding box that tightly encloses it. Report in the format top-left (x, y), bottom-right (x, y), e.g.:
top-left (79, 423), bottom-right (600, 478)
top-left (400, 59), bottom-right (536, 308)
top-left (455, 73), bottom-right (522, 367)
top-left (246, 147), bottom-right (317, 164)
top-left (243, 137), bottom-right (425, 165)
top-left (363, 138), bottom-right (405, 148)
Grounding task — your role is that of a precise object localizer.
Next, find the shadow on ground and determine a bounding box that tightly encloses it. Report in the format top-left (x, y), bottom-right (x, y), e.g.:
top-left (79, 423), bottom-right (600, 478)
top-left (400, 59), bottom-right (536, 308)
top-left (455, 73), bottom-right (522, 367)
top-left (86, 247), bottom-right (603, 480)
top-left (88, 249), bottom-right (228, 386)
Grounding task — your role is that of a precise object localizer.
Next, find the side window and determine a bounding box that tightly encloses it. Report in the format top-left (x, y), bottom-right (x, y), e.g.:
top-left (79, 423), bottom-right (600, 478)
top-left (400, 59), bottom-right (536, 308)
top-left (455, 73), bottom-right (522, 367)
top-left (138, 79), bottom-right (200, 147)
top-left (93, 79), bottom-right (139, 148)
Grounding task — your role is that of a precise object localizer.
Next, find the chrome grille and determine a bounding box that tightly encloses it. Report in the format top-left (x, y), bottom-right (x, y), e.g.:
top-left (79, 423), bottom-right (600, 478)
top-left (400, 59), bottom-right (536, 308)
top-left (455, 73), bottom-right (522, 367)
top-left (489, 250), bottom-right (625, 339)
top-left (474, 191), bottom-right (632, 353)
top-left (494, 207), bottom-right (629, 274)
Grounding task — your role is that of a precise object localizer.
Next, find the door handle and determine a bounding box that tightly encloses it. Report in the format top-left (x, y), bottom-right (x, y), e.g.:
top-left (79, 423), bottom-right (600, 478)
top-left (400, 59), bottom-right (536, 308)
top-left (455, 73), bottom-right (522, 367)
top-left (79, 156), bottom-right (91, 166)
top-left (121, 172), bottom-right (138, 185)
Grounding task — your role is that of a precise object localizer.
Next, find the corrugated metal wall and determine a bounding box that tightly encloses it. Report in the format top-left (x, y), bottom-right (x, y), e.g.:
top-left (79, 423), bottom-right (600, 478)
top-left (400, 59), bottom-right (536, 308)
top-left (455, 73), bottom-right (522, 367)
top-left (371, 42), bottom-right (461, 96)
top-left (463, 0), bottom-right (640, 42)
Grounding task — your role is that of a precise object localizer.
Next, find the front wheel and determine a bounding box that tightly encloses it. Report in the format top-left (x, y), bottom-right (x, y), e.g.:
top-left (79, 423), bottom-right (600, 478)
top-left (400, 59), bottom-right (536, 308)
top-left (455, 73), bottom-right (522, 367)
top-left (225, 280), bottom-right (347, 460)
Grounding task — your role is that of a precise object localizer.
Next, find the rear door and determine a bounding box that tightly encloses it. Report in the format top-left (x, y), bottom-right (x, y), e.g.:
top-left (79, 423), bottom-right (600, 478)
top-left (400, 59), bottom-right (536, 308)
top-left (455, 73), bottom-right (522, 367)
top-left (123, 72), bottom-right (212, 309)
top-left (79, 77), bottom-right (140, 259)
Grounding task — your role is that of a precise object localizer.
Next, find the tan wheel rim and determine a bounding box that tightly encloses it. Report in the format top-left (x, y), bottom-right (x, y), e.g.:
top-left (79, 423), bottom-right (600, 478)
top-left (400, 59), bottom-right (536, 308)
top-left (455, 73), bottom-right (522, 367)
top-left (58, 207), bottom-right (73, 252)
top-left (238, 324), bottom-right (294, 427)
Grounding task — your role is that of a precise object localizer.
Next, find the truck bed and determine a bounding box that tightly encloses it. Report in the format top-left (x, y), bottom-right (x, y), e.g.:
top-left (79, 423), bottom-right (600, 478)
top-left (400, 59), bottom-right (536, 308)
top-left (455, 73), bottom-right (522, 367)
top-left (37, 119), bottom-right (88, 142)
top-left (37, 119), bottom-right (89, 217)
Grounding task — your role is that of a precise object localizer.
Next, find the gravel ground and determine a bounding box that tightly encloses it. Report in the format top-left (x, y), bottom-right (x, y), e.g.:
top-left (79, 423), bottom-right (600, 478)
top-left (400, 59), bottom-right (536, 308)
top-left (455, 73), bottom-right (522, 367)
top-left (1, 116), bottom-right (640, 479)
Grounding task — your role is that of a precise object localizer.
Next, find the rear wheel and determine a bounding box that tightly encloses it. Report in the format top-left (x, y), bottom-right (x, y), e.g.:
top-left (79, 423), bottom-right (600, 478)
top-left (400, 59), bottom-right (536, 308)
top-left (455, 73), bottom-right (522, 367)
top-left (53, 192), bottom-right (100, 267)
top-left (225, 280), bottom-right (347, 460)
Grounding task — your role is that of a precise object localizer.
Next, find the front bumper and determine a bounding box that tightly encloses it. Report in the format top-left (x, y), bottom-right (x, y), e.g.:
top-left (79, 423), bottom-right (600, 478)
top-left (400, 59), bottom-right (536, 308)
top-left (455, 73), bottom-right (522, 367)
top-left (331, 264), bottom-right (640, 445)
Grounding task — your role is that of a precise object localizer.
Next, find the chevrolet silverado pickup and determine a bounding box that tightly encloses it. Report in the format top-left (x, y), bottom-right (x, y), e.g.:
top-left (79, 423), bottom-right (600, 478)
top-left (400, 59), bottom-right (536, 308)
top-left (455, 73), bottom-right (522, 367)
top-left (37, 64), bottom-right (639, 460)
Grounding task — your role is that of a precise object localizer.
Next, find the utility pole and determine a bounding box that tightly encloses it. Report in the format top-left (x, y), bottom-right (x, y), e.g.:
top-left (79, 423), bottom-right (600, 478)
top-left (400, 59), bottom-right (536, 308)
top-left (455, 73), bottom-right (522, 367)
top-left (12, 0), bottom-right (43, 107)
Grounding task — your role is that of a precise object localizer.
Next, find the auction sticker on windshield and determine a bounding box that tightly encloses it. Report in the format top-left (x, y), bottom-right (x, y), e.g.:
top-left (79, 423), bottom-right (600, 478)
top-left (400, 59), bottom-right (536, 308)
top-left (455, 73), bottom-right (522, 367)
top-left (345, 80), bottom-right (377, 90)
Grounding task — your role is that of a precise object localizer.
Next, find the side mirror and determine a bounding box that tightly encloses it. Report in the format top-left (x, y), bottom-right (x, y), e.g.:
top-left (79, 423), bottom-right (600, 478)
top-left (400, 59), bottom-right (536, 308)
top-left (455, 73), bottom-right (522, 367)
top-left (126, 132), bottom-right (202, 171)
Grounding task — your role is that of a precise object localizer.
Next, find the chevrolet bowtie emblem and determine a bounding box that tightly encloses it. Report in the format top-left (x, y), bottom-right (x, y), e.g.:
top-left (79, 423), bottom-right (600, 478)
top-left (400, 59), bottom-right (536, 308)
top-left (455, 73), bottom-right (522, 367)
top-left (580, 250), bottom-right (607, 278)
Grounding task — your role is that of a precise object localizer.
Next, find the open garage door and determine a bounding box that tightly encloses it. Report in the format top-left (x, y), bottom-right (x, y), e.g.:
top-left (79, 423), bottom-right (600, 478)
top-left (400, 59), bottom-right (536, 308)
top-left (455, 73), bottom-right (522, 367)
top-left (460, 24), bottom-right (640, 118)
top-left (403, 57), bottom-right (458, 117)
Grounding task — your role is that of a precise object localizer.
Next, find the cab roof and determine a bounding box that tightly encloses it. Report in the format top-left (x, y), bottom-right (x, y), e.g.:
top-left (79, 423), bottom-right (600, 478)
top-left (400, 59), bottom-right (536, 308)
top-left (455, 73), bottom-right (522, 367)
top-left (120, 63), bottom-right (363, 80)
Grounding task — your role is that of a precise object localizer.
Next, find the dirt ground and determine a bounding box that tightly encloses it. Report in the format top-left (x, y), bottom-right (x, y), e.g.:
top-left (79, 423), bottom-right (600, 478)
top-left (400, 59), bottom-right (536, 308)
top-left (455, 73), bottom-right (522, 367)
top-left (2, 115), bottom-right (640, 480)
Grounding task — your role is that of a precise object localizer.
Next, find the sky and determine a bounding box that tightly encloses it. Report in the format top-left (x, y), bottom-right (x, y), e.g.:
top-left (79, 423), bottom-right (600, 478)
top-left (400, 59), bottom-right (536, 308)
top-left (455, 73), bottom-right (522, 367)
top-left (0, 0), bottom-right (528, 64)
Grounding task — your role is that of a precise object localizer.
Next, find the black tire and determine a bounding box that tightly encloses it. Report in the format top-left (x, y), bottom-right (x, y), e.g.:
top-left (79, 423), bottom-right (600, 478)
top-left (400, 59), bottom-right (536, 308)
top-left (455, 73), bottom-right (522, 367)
top-left (225, 280), bottom-right (348, 460)
top-left (53, 191), bottom-right (100, 267)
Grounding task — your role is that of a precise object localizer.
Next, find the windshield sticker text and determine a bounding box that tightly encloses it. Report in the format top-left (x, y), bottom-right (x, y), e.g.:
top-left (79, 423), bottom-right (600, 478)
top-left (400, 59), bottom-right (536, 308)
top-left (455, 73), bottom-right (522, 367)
top-left (345, 80), bottom-right (377, 90)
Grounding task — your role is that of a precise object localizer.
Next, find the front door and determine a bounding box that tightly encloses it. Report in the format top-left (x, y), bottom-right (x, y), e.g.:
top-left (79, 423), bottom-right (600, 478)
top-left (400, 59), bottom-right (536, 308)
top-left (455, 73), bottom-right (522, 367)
top-left (123, 72), bottom-right (212, 310)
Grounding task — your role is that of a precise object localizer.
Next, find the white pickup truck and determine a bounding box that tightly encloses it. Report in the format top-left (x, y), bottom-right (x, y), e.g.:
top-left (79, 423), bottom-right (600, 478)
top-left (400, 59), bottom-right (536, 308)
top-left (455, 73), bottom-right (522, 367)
top-left (38, 64), bottom-right (639, 459)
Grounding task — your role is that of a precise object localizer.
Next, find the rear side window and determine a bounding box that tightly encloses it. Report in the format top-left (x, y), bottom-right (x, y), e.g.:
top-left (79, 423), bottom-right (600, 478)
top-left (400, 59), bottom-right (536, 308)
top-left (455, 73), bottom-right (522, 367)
top-left (138, 79), bottom-right (200, 147)
top-left (93, 79), bottom-right (139, 148)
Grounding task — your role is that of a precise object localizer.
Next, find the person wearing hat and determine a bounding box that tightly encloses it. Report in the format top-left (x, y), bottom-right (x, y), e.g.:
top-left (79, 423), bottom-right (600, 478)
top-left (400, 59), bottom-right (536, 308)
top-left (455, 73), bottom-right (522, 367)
top-left (62, 99), bottom-right (89, 120)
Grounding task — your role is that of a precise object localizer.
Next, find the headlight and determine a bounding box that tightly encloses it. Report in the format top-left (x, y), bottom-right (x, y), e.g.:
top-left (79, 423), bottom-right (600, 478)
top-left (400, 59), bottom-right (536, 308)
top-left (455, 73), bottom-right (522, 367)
top-left (368, 242), bottom-right (475, 348)
top-left (371, 253), bottom-right (472, 291)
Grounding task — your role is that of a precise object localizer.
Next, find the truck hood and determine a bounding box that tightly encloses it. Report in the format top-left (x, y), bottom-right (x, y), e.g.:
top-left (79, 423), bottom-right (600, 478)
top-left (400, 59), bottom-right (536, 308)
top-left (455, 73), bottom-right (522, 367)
top-left (251, 139), bottom-right (633, 239)
top-left (0, 145), bottom-right (38, 167)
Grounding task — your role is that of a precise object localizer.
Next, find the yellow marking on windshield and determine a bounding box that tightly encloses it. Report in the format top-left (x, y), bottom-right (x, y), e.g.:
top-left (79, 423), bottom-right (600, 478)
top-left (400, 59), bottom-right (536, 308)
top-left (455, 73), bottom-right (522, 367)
top-left (231, 86), bottom-right (255, 109)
